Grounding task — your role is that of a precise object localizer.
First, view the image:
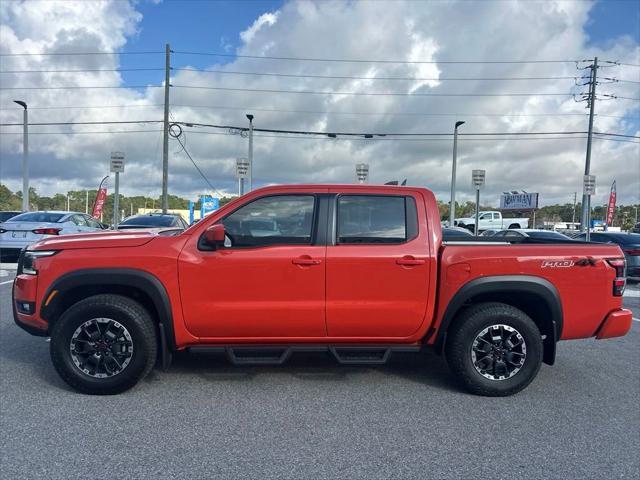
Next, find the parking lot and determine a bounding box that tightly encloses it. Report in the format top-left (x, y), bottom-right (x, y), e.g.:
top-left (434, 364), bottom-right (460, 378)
top-left (1, 265), bottom-right (638, 479)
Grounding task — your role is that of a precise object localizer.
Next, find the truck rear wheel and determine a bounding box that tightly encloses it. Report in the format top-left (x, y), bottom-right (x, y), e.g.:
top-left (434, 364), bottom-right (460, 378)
top-left (445, 302), bottom-right (542, 396)
top-left (50, 294), bottom-right (157, 395)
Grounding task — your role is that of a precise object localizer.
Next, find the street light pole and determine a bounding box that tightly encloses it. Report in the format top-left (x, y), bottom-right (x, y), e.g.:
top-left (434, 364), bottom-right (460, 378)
top-left (246, 114), bottom-right (254, 192)
top-left (14, 101), bottom-right (28, 211)
top-left (449, 121), bottom-right (465, 226)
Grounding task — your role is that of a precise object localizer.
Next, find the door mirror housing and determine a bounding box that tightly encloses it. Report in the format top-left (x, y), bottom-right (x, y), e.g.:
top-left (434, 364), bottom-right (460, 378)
top-left (201, 224), bottom-right (226, 249)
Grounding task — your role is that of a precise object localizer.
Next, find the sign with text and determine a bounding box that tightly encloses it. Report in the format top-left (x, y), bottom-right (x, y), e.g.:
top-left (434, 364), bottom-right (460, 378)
top-left (110, 151), bottom-right (125, 173)
top-left (471, 169), bottom-right (485, 189)
top-left (200, 196), bottom-right (220, 218)
top-left (583, 175), bottom-right (596, 196)
top-left (500, 192), bottom-right (539, 210)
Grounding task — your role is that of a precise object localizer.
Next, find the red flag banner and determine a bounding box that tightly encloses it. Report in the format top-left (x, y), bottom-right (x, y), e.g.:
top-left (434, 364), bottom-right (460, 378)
top-left (606, 181), bottom-right (616, 226)
top-left (91, 188), bottom-right (108, 219)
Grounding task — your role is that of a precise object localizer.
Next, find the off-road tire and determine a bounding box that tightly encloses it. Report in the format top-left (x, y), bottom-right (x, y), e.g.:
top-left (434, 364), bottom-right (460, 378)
top-left (445, 302), bottom-right (543, 396)
top-left (50, 294), bottom-right (157, 395)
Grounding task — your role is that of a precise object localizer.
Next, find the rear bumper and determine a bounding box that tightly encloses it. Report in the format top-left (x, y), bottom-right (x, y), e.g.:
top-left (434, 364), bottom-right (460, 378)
top-left (596, 309), bottom-right (633, 339)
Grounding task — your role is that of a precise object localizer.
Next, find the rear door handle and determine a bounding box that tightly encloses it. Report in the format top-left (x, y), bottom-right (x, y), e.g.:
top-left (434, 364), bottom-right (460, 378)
top-left (292, 256), bottom-right (322, 266)
top-left (396, 256), bottom-right (426, 266)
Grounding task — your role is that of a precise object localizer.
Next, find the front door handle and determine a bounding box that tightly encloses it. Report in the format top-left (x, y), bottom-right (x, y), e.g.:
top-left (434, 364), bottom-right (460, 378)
top-left (396, 256), bottom-right (426, 266)
top-left (292, 255), bottom-right (322, 266)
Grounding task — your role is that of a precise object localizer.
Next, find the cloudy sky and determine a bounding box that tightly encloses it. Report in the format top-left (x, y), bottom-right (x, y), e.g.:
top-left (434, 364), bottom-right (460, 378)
top-left (1, 0), bottom-right (638, 207)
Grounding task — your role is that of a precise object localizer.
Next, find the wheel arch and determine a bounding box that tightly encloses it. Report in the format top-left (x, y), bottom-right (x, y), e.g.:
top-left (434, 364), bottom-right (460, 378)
top-left (41, 268), bottom-right (175, 366)
top-left (433, 275), bottom-right (562, 365)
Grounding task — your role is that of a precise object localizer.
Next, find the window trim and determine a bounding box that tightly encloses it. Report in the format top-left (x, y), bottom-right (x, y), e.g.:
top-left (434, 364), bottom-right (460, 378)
top-left (199, 193), bottom-right (320, 251)
top-left (333, 193), bottom-right (419, 246)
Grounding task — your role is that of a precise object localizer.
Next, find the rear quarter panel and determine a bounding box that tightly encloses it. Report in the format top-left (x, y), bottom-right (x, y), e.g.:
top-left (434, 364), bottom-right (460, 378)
top-left (433, 243), bottom-right (624, 341)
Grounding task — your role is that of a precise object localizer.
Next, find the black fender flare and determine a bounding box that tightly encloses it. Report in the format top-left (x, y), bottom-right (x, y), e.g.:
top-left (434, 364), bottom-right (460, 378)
top-left (41, 268), bottom-right (175, 368)
top-left (433, 275), bottom-right (563, 365)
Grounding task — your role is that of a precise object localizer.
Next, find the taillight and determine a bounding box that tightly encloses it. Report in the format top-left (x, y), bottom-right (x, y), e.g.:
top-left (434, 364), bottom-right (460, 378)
top-left (606, 258), bottom-right (626, 296)
top-left (32, 228), bottom-right (61, 235)
top-left (624, 248), bottom-right (640, 256)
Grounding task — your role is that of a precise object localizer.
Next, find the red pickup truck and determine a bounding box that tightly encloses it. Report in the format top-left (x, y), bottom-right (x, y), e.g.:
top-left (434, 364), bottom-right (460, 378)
top-left (12, 184), bottom-right (632, 396)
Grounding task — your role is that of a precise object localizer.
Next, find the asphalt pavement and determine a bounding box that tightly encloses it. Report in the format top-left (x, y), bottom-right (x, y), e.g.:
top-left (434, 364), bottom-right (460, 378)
top-left (0, 269), bottom-right (638, 479)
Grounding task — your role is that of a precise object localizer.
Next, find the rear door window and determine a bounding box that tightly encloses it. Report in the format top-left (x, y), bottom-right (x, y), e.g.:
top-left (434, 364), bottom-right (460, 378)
top-left (337, 195), bottom-right (417, 244)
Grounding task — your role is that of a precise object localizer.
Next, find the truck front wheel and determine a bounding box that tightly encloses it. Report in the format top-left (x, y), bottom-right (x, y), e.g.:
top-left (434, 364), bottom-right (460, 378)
top-left (50, 294), bottom-right (157, 395)
top-left (445, 302), bottom-right (543, 396)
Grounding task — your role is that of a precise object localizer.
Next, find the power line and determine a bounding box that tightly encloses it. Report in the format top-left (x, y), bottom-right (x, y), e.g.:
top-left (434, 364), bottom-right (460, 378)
top-left (183, 130), bottom-right (639, 143)
top-left (603, 60), bottom-right (640, 68)
top-left (173, 51), bottom-right (584, 65)
top-left (0, 104), bottom-right (164, 110)
top-left (0, 120), bottom-right (162, 127)
top-left (169, 126), bottom-right (217, 192)
top-left (169, 104), bottom-right (598, 117)
top-left (1, 85), bottom-right (163, 90)
top-left (171, 67), bottom-right (580, 82)
top-left (0, 51), bottom-right (163, 56)
top-left (602, 94), bottom-right (640, 101)
top-left (172, 84), bottom-right (575, 97)
top-left (0, 68), bottom-right (164, 73)
top-left (0, 129), bottom-right (162, 135)
top-left (0, 104), bottom-right (631, 120)
top-left (175, 120), bottom-right (593, 137)
top-left (1, 128), bottom-right (635, 143)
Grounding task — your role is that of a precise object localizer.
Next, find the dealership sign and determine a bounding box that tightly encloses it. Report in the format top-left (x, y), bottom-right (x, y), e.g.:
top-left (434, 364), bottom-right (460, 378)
top-left (500, 192), bottom-right (539, 210)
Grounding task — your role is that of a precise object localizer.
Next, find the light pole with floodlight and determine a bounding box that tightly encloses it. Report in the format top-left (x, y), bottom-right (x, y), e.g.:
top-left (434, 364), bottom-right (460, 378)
top-left (449, 120), bottom-right (465, 226)
top-left (14, 100), bottom-right (28, 211)
top-left (246, 114), bottom-right (254, 192)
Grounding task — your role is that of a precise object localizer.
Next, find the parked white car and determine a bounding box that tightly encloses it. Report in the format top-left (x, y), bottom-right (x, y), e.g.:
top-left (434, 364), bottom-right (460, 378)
top-left (455, 211), bottom-right (529, 232)
top-left (0, 211), bottom-right (104, 261)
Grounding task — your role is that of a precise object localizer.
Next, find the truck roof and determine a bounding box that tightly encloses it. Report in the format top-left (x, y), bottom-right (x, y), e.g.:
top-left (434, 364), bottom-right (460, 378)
top-left (249, 183), bottom-right (433, 194)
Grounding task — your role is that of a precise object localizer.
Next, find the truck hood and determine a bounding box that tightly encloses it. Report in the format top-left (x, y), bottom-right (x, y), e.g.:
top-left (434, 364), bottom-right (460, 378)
top-left (29, 229), bottom-right (160, 251)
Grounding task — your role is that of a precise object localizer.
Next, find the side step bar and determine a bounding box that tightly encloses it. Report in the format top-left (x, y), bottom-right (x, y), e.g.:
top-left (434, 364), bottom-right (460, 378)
top-left (188, 345), bottom-right (421, 366)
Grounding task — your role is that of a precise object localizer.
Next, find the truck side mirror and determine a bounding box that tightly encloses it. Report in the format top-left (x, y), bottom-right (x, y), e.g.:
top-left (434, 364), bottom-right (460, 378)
top-left (201, 224), bottom-right (226, 249)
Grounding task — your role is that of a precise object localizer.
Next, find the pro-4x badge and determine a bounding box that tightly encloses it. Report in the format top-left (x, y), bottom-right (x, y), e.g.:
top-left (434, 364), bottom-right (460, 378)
top-left (541, 260), bottom-right (575, 268)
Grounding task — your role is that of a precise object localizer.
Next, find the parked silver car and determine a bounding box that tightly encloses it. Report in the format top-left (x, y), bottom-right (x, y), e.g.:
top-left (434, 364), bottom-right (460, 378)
top-left (0, 211), bottom-right (105, 261)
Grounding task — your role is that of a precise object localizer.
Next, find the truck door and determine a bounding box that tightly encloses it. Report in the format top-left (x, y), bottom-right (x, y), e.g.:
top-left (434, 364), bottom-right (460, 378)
top-left (325, 192), bottom-right (432, 338)
top-left (178, 192), bottom-right (328, 338)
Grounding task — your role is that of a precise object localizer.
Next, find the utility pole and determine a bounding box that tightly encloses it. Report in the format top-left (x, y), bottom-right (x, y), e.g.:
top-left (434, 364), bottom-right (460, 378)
top-left (449, 121), bottom-right (465, 226)
top-left (571, 191), bottom-right (577, 225)
top-left (581, 57), bottom-right (598, 232)
top-left (161, 43), bottom-right (171, 213)
top-left (246, 114), bottom-right (254, 192)
top-left (85, 190), bottom-right (89, 214)
top-left (13, 101), bottom-right (28, 211)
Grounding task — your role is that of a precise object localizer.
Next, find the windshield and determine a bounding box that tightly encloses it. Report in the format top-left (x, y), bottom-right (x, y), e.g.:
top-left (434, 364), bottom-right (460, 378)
top-left (526, 231), bottom-right (571, 240)
top-left (120, 216), bottom-right (176, 227)
top-left (600, 233), bottom-right (640, 244)
top-left (7, 212), bottom-right (66, 223)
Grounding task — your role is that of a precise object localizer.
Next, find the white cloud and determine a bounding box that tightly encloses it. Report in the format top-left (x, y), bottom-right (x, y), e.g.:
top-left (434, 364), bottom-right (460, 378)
top-left (0, 0), bottom-right (638, 208)
top-left (240, 11), bottom-right (279, 44)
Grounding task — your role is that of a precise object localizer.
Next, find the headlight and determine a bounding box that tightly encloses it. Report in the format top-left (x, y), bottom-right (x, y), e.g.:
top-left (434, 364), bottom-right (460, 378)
top-left (22, 250), bottom-right (58, 275)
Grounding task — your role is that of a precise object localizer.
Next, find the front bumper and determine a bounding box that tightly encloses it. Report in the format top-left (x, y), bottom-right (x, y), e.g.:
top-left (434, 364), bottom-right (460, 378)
top-left (596, 309), bottom-right (633, 339)
top-left (12, 275), bottom-right (48, 337)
